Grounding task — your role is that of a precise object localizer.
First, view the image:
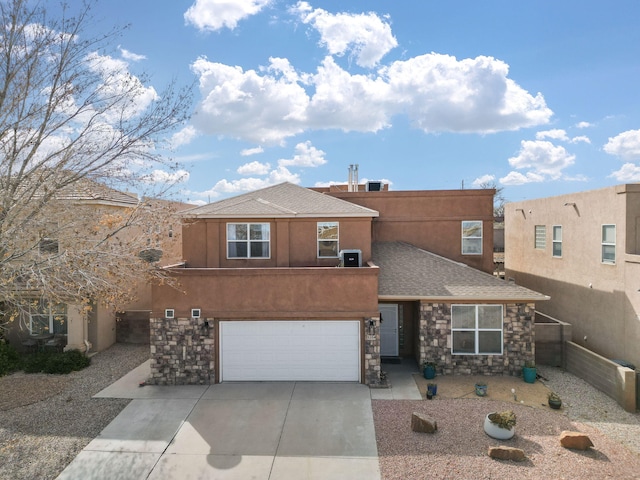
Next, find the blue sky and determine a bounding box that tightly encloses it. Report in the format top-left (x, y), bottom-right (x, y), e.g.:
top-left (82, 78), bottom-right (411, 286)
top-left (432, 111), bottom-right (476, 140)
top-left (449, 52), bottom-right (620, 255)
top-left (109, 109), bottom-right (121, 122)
top-left (87, 0), bottom-right (640, 205)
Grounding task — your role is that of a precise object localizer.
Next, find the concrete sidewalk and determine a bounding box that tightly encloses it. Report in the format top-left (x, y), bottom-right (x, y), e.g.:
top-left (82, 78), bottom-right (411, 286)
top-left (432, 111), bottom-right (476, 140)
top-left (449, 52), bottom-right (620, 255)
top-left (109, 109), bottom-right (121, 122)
top-left (58, 362), bottom-right (381, 480)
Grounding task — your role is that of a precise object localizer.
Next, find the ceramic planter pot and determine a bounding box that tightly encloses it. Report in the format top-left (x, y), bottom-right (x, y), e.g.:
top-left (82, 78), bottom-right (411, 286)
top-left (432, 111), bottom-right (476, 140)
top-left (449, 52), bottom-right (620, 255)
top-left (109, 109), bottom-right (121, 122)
top-left (483, 414), bottom-right (515, 440)
top-left (549, 398), bottom-right (562, 409)
top-left (522, 366), bottom-right (536, 383)
top-left (423, 365), bottom-right (436, 380)
top-left (475, 383), bottom-right (487, 396)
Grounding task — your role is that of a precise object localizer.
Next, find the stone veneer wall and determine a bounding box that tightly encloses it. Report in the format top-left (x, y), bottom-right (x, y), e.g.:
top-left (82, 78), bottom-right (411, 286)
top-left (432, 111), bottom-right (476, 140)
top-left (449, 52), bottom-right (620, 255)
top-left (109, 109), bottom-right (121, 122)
top-left (364, 317), bottom-right (382, 386)
top-left (419, 302), bottom-right (535, 376)
top-left (147, 317), bottom-right (214, 385)
top-left (148, 316), bottom-right (381, 386)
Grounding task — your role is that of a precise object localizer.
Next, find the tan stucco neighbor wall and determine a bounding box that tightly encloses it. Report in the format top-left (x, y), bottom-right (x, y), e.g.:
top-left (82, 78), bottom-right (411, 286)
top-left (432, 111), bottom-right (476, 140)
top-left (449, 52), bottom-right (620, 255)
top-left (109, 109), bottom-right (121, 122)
top-left (418, 302), bottom-right (536, 376)
top-left (506, 184), bottom-right (640, 368)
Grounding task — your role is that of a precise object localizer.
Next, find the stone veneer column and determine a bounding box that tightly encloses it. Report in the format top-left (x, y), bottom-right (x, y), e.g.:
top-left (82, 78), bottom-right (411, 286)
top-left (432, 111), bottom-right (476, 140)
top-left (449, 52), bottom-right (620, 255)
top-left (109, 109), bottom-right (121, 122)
top-left (364, 317), bottom-right (382, 386)
top-left (418, 302), bottom-right (535, 376)
top-left (148, 316), bottom-right (215, 385)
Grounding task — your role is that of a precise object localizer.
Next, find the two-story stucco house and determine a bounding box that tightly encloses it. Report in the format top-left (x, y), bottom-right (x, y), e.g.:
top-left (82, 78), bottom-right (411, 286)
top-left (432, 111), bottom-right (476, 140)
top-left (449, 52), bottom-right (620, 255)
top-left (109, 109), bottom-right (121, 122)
top-left (505, 183), bottom-right (640, 369)
top-left (149, 182), bottom-right (547, 386)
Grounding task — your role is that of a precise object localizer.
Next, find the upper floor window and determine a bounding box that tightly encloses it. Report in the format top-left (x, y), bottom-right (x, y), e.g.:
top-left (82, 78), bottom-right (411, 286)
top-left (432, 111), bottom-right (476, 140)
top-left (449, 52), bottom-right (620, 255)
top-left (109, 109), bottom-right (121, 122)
top-left (317, 222), bottom-right (339, 258)
top-left (602, 224), bottom-right (616, 264)
top-left (30, 301), bottom-right (67, 336)
top-left (461, 221), bottom-right (482, 255)
top-left (227, 223), bottom-right (270, 258)
top-left (534, 225), bottom-right (546, 249)
top-left (451, 304), bottom-right (503, 355)
top-left (552, 225), bottom-right (562, 257)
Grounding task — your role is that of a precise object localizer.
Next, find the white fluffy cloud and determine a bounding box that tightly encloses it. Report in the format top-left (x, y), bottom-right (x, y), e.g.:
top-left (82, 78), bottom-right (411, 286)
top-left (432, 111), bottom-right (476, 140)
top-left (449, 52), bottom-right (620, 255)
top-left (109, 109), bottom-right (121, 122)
top-left (171, 126), bottom-right (199, 148)
top-left (536, 129), bottom-right (569, 141)
top-left (142, 169), bottom-right (190, 184)
top-left (201, 166), bottom-right (300, 197)
top-left (190, 53), bottom-right (552, 144)
top-left (604, 129), bottom-right (640, 160)
top-left (292, 1), bottom-right (397, 68)
top-left (237, 161), bottom-right (271, 175)
top-left (184, 0), bottom-right (271, 31)
top-left (472, 174), bottom-right (495, 187)
top-left (609, 163), bottom-right (640, 182)
top-left (119, 47), bottom-right (146, 62)
top-left (500, 140), bottom-right (575, 185)
top-left (278, 141), bottom-right (326, 168)
top-left (241, 146), bottom-right (264, 156)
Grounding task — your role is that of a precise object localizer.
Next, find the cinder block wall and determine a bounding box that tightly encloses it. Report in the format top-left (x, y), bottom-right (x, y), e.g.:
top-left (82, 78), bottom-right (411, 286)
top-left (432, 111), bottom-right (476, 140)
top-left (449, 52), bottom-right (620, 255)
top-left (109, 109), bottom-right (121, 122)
top-left (565, 341), bottom-right (636, 412)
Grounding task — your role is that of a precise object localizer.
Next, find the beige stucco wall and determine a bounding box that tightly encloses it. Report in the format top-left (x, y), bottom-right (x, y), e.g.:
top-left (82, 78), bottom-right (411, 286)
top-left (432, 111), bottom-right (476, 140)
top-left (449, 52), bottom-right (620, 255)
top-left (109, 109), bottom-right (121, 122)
top-left (505, 184), bottom-right (640, 367)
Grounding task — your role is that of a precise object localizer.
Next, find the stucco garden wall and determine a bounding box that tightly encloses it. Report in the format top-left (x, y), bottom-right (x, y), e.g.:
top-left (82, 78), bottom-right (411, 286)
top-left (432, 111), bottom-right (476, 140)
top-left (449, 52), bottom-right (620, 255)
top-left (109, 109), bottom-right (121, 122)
top-left (418, 302), bottom-right (535, 376)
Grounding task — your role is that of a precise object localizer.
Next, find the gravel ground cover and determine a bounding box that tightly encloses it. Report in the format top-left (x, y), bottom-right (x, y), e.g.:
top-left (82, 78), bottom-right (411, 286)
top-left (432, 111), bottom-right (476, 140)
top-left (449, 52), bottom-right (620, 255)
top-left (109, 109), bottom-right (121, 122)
top-left (374, 365), bottom-right (640, 480)
top-left (0, 343), bottom-right (150, 480)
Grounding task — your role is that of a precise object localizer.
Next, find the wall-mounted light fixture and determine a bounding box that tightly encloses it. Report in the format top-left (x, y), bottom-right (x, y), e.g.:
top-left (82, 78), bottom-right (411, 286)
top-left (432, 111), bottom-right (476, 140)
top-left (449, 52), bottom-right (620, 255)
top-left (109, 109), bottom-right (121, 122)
top-left (564, 202), bottom-right (580, 216)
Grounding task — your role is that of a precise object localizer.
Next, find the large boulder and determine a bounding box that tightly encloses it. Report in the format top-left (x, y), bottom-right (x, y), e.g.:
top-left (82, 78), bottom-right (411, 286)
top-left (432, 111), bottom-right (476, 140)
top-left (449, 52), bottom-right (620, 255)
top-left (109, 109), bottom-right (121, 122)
top-left (411, 412), bottom-right (437, 433)
top-left (560, 431), bottom-right (594, 450)
top-left (488, 446), bottom-right (526, 462)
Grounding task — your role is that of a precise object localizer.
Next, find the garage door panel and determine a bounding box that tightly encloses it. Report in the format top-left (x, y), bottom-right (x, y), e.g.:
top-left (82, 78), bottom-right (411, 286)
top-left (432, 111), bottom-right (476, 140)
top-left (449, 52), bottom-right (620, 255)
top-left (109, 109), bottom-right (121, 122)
top-left (220, 321), bottom-right (360, 382)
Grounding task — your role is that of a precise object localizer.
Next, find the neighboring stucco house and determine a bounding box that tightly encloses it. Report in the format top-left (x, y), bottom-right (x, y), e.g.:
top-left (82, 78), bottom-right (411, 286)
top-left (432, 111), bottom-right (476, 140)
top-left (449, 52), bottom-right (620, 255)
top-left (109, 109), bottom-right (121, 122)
top-left (505, 183), bottom-right (640, 369)
top-left (149, 182), bottom-right (547, 386)
top-left (5, 181), bottom-right (185, 353)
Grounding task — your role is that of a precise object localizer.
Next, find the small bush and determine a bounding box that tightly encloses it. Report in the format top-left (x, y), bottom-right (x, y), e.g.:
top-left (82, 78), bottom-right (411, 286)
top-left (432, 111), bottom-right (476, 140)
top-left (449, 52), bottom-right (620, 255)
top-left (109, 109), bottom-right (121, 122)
top-left (0, 341), bottom-right (23, 376)
top-left (23, 349), bottom-right (91, 374)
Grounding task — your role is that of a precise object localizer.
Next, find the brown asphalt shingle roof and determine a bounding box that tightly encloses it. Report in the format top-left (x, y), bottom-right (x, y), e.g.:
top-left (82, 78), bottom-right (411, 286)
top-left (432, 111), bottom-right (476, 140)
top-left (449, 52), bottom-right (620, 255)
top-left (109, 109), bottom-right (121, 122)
top-left (373, 242), bottom-right (549, 302)
top-left (183, 182), bottom-right (379, 218)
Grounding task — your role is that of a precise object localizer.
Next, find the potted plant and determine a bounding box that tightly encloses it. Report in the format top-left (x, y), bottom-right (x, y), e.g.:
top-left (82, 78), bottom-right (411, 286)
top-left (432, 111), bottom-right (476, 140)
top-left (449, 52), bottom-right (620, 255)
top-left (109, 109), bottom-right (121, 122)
top-left (548, 392), bottom-right (562, 409)
top-left (426, 382), bottom-right (437, 399)
top-left (484, 410), bottom-right (516, 440)
top-left (475, 381), bottom-right (487, 397)
top-left (522, 360), bottom-right (536, 383)
top-left (422, 361), bottom-right (436, 380)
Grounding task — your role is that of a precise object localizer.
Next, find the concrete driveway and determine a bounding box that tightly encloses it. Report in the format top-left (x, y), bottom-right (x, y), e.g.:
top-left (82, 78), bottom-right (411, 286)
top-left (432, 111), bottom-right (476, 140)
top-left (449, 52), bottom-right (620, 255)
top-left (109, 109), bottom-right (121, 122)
top-left (57, 362), bottom-right (380, 480)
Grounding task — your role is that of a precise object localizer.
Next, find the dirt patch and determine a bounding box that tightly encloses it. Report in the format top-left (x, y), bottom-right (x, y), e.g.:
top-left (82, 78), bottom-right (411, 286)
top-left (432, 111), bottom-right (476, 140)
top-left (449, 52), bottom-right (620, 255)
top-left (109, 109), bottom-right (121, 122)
top-left (413, 373), bottom-right (556, 409)
top-left (0, 373), bottom-right (71, 411)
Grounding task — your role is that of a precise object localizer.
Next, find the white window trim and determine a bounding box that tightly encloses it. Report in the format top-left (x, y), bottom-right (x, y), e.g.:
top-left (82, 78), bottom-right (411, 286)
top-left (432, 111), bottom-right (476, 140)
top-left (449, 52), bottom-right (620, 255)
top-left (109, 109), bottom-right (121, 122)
top-left (461, 221), bottom-right (483, 255)
top-left (165, 309), bottom-right (175, 319)
top-left (552, 225), bottom-right (562, 258)
top-left (601, 224), bottom-right (616, 264)
top-left (226, 223), bottom-right (271, 259)
top-left (317, 221), bottom-right (339, 258)
top-left (451, 304), bottom-right (503, 355)
top-left (29, 303), bottom-right (67, 336)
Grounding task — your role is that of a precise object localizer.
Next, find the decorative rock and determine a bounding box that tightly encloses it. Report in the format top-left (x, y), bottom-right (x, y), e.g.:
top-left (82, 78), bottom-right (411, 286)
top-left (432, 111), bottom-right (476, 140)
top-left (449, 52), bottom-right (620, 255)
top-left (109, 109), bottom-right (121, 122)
top-left (411, 412), bottom-right (438, 433)
top-left (488, 446), bottom-right (526, 462)
top-left (560, 431), bottom-right (594, 450)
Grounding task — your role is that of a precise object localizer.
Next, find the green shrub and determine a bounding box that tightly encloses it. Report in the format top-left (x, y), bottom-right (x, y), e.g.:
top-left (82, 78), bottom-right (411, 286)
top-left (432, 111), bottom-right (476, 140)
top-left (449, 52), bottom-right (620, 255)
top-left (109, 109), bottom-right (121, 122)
top-left (0, 341), bottom-right (22, 376)
top-left (23, 349), bottom-right (91, 374)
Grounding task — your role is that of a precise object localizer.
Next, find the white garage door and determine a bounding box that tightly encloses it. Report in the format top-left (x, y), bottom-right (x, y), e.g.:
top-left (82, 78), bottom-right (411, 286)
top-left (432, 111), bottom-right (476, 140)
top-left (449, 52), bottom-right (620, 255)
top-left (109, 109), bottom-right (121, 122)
top-left (220, 320), bottom-right (360, 382)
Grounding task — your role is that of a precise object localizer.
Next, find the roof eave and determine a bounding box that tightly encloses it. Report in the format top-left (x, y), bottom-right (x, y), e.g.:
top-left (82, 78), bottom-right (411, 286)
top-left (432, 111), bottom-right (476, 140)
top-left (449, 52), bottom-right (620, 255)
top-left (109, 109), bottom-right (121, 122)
top-left (183, 212), bottom-right (380, 219)
top-left (377, 294), bottom-right (550, 302)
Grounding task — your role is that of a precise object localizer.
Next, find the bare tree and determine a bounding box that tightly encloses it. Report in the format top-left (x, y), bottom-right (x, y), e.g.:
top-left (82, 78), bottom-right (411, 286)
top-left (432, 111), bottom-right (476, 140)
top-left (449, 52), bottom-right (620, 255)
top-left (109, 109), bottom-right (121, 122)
top-left (476, 180), bottom-right (506, 218)
top-left (0, 0), bottom-right (191, 330)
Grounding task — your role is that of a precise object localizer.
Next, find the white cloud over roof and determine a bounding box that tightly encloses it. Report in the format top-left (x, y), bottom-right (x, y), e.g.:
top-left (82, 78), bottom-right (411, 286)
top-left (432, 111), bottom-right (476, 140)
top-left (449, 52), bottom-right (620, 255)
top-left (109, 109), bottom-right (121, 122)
top-left (190, 52), bottom-right (552, 144)
top-left (184, 0), bottom-right (272, 31)
top-left (500, 140), bottom-right (575, 185)
top-left (604, 129), bottom-right (640, 160)
top-left (292, 1), bottom-right (398, 68)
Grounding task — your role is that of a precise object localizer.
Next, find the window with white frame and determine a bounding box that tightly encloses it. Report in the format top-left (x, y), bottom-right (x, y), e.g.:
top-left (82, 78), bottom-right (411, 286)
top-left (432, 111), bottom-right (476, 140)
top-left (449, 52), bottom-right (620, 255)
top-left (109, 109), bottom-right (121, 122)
top-left (317, 222), bottom-right (339, 257)
top-left (227, 223), bottom-right (270, 258)
top-left (534, 225), bottom-right (546, 249)
top-left (461, 221), bottom-right (482, 255)
top-left (602, 224), bottom-right (616, 264)
top-left (552, 225), bottom-right (562, 257)
top-left (451, 304), bottom-right (503, 355)
top-left (29, 301), bottom-right (67, 336)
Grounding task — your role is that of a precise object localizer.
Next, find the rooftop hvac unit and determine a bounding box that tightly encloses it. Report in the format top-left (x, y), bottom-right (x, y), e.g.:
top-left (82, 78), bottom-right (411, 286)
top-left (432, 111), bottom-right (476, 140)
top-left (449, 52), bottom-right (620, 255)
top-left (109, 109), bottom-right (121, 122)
top-left (366, 181), bottom-right (382, 192)
top-left (340, 249), bottom-right (362, 267)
